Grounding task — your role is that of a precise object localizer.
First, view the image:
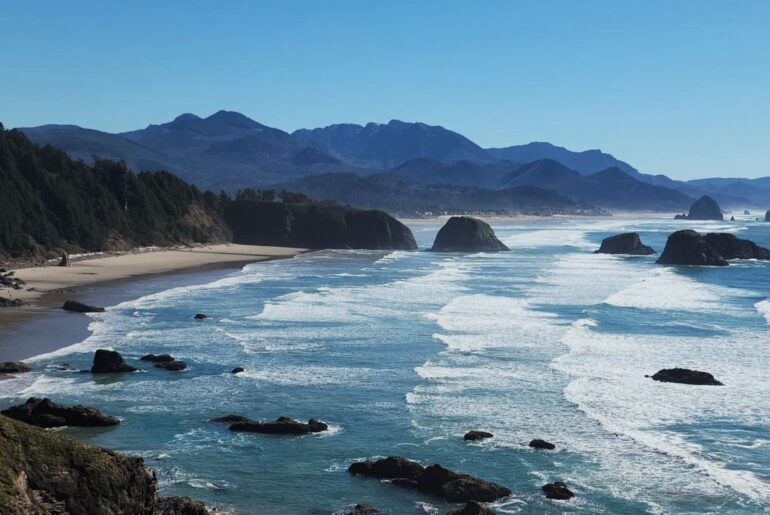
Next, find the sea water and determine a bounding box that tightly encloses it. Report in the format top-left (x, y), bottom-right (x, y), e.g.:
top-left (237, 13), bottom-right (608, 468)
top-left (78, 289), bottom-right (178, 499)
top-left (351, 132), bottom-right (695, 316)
top-left (2, 214), bottom-right (770, 514)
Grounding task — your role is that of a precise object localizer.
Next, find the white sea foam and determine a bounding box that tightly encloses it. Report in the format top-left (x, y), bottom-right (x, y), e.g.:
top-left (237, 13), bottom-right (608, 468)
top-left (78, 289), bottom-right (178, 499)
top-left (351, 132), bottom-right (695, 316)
top-left (755, 300), bottom-right (770, 325)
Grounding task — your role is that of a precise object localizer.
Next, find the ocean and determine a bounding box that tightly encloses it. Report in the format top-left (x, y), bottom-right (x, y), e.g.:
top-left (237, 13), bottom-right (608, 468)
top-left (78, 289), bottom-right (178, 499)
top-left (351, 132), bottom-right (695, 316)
top-left (2, 214), bottom-right (770, 514)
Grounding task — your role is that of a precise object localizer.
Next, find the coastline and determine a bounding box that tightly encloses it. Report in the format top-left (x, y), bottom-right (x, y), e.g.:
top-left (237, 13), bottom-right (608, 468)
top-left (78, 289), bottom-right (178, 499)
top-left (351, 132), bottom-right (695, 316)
top-left (0, 244), bottom-right (306, 361)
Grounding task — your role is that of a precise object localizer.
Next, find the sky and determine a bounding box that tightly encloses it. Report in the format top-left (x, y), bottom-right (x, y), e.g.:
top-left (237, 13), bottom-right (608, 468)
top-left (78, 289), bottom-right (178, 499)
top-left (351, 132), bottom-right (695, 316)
top-left (1, 1), bottom-right (769, 179)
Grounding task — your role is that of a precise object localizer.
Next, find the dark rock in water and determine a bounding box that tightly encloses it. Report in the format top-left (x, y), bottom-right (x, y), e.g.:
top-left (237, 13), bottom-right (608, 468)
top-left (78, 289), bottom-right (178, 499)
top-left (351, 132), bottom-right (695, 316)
top-left (730, 216), bottom-right (735, 221)
top-left (650, 368), bottom-right (723, 385)
top-left (348, 457), bottom-right (510, 503)
top-left (140, 353), bottom-right (175, 363)
top-left (704, 233), bottom-right (770, 260)
top-left (766, 210), bottom-right (770, 222)
top-left (155, 360), bottom-right (187, 371)
top-left (210, 414), bottom-right (251, 423)
top-left (1, 397), bottom-right (119, 428)
top-left (447, 501), bottom-right (496, 515)
top-left (348, 504), bottom-right (380, 515)
top-left (464, 430), bottom-right (493, 441)
top-left (348, 456), bottom-right (425, 480)
top-left (0, 361), bottom-right (31, 373)
top-left (193, 313), bottom-right (207, 320)
top-left (656, 230), bottom-right (728, 266)
top-left (0, 415), bottom-right (158, 514)
top-left (674, 213), bottom-right (687, 220)
top-left (91, 349), bottom-right (138, 373)
top-left (224, 200), bottom-right (418, 250)
top-left (529, 439), bottom-right (556, 450)
top-left (595, 232), bottom-right (654, 255)
top-left (745, 210), bottom-right (751, 215)
top-left (229, 416), bottom-right (328, 435)
top-left (687, 195), bottom-right (724, 220)
top-left (154, 496), bottom-right (209, 515)
top-left (431, 216), bottom-right (509, 252)
top-left (542, 482), bottom-right (575, 500)
top-left (231, 367), bottom-right (245, 373)
top-left (63, 299), bottom-right (105, 313)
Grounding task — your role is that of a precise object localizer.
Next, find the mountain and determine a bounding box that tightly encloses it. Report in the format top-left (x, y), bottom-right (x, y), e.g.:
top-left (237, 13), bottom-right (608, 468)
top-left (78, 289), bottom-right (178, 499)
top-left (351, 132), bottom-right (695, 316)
top-left (487, 142), bottom-right (639, 176)
top-left (276, 172), bottom-right (601, 216)
top-left (292, 120), bottom-right (493, 169)
top-left (389, 158), bottom-right (515, 188)
top-left (22, 112), bottom-right (348, 191)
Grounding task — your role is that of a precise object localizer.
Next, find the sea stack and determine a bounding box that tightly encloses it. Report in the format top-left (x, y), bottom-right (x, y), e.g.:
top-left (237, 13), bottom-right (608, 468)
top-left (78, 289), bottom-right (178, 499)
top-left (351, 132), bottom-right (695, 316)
top-left (684, 195), bottom-right (724, 220)
top-left (765, 210), bottom-right (770, 222)
top-left (703, 233), bottom-right (770, 260)
top-left (594, 233), bottom-right (654, 255)
top-left (656, 230), bottom-right (728, 266)
top-left (431, 217), bottom-right (509, 252)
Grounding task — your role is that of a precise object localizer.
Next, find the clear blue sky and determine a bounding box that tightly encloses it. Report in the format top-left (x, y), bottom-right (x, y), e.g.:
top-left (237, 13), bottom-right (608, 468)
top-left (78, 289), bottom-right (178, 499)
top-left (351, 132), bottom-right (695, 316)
top-left (1, 1), bottom-right (768, 179)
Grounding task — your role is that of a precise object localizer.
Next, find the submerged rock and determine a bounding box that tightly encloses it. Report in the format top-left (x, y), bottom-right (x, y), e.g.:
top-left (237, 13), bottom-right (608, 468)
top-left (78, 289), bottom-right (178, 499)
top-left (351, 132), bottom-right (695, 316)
top-left (542, 482), bottom-right (575, 500)
top-left (63, 299), bottom-right (105, 313)
top-left (154, 360), bottom-right (187, 372)
top-left (594, 232), bottom-right (654, 255)
top-left (703, 233), bottom-right (770, 260)
top-left (528, 439), bottom-right (556, 450)
top-left (0, 415), bottom-right (157, 514)
top-left (464, 430), bottom-right (493, 441)
top-left (431, 217), bottom-right (509, 252)
top-left (0, 361), bottom-right (31, 373)
top-left (348, 504), bottom-right (380, 515)
top-left (140, 354), bottom-right (176, 363)
top-left (650, 368), bottom-right (723, 385)
top-left (447, 500), bottom-right (496, 515)
top-left (656, 230), bottom-right (728, 266)
top-left (348, 457), bottom-right (510, 503)
top-left (229, 416), bottom-right (328, 435)
top-left (154, 496), bottom-right (209, 515)
top-left (1, 397), bottom-right (119, 428)
top-left (231, 367), bottom-right (245, 373)
top-left (686, 195), bottom-right (724, 220)
top-left (91, 349), bottom-right (138, 373)
top-left (210, 414), bottom-right (251, 423)
top-left (193, 313), bottom-right (207, 320)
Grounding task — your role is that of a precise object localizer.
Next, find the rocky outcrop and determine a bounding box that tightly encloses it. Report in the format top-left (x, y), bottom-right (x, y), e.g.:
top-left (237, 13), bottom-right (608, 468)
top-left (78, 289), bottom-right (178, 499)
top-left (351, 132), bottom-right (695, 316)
top-left (529, 439), bottom-right (556, 450)
top-left (703, 233), bottom-right (770, 260)
top-left (229, 416), bottom-right (328, 435)
top-left (542, 482), bottom-right (574, 500)
top-left (0, 414), bottom-right (156, 514)
top-left (656, 230), bottom-right (728, 266)
top-left (431, 217), bottom-right (509, 252)
top-left (348, 504), bottom-right (379, 515)
top-left (348, 457), bottom-right (511, 503)
top-left (1, 397), bottom-right (120, 428)
top-left (57, 254), bottom-right (71, 267)
top-left (594, 233), bottom-right (654, 255)
top-left (0, 361), bottom-right (30, 373)
top-left (464, 430), bottom-right (493, 441)
top-left (0, 271), bottom-right (24, 290)
top-left (154, 360), bottom-right (187, 371)
top-left (231, 367), bottom-right (244, 374)
top-left (141, 354), bottom-right (175, 363)
top-left (447, 501), bottom-right (496, 515)
top-left (686, 195), bottom-right (724, 220)
top-left (649, 368), bottom-right (723, 385)
top-left (0, 297), bottom-right (25, 308)
top-left (62, 300), bottom-right (106, 313)
top-left (210, 414), bottom-right (251, 423)
top-left (766, 210), bottom-right (770, 222)
top-left (194, 313), bottom-right (207, 320)
top-left (225, 200), bottom-right (418, 250)
top-left (91, 349), bottom-right (138, 373)
top-left (154, 496), bottom-right (209, 515)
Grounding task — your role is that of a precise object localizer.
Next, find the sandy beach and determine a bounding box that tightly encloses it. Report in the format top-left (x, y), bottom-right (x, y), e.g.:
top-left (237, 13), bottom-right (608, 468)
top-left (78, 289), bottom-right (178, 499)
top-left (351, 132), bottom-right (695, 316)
top-left (0, 244), bottom-right (306, 360)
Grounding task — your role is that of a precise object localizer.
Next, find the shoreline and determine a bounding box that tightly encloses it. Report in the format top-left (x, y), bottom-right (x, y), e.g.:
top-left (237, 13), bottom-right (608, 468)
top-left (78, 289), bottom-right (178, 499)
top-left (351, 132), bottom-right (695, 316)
top-left (0, 244), bottom-right (306, 362)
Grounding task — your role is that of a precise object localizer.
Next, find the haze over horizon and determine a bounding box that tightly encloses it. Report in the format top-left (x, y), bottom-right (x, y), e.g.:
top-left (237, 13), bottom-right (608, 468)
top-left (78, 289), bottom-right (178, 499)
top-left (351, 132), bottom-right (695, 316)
top-left (1, 1), bottom-right (769, 179)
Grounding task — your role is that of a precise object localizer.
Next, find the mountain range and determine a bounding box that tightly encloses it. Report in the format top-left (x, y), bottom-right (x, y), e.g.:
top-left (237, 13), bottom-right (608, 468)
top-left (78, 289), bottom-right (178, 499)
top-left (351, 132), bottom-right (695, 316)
top-left (18, 111), bottom-right (770, 212)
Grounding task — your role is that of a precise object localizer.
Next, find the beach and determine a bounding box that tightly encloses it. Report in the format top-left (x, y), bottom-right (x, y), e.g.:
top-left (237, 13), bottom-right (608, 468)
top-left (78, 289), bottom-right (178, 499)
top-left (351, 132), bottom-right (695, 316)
top-left (0, 244), bottom-right (305, 360)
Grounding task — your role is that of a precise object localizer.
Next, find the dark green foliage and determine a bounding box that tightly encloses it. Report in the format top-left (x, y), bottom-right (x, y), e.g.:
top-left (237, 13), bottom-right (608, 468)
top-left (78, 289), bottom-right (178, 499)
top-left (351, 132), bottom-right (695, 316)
top-left (0, 128), bottom-right (228, 259)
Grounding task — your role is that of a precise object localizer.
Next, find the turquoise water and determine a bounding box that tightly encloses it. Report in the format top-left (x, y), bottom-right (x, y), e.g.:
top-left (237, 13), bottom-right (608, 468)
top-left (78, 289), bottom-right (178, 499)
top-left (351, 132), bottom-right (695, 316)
top-left (2, 214), bottom-right (770, 514)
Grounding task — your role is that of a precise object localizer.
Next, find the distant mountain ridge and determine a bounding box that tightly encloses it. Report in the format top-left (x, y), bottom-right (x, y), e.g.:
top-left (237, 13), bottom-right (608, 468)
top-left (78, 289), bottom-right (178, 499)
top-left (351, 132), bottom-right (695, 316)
top-left (18, 110), bottom-right (770, 209)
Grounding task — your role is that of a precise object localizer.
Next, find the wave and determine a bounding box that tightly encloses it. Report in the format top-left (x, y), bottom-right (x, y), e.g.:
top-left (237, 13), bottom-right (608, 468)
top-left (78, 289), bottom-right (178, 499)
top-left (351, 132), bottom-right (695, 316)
top-left (755, 300), bottom-right (770, 325)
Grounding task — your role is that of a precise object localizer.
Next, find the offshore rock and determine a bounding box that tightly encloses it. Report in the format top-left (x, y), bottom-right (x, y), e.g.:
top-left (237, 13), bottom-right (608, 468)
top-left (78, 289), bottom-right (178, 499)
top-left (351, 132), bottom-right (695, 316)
top-left (686, 195), bottom-right (724, 220)
top-left (703, 233), bottom-right (770, 260)
top-left (431, 217), bottom-right (509, 252)
top-left (1, 397), bottom-right (119, 428)
top-left (91, 349), bottom-right (138, 373)
top-left (594, 232), bottom-right (654, 255)
top-left (649, 368), bottom-right (723, 385)
top-left (229, 416), bottom-right (328, 435)
top-left (63, 299), bottom-right (105, 313)
top-left (656, 230), bottom-right (728, 266)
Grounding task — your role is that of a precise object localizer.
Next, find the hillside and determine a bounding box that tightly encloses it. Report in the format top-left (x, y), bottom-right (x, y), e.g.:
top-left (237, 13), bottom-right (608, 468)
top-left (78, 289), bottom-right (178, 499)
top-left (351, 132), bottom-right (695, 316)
top-left (292, 120), bottom-right (493, 169)
top-left (487, 141), bottom-right (639, 176)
